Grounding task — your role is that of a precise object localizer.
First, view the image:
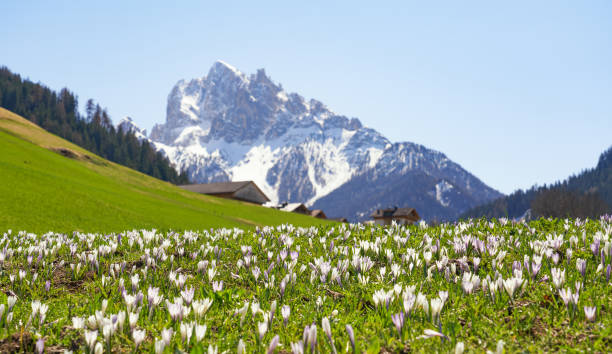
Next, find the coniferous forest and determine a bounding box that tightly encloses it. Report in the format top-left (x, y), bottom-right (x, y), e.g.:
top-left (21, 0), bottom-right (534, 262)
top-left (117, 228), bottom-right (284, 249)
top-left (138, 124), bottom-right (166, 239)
top-left (461, 146), bottom-right (612, 219)
top-left (0, 67), bottom-right (189, 184)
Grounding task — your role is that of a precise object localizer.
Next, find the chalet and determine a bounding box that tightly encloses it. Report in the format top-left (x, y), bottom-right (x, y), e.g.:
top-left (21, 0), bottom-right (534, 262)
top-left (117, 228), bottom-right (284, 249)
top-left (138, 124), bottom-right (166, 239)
top-left (179, 181), bottom-right (270, 205)
top-left (310, 209), bottom-right (327, 219)
top-left (371, 207), bottom-right (420, 226)
top-left (280, 203), bottom-right (310, 215)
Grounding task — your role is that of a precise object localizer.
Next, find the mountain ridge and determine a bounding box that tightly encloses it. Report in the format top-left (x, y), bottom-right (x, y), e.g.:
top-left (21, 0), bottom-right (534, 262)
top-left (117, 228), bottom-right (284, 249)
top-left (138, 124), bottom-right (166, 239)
top-left (138, 61), bottom-right (503, 221)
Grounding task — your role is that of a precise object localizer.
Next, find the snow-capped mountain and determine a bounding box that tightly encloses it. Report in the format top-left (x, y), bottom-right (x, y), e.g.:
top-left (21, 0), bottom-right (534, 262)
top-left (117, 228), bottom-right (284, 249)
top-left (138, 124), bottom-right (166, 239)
top-left (143, 60), bottom-right (502, 221)
top-left (118, 116), bottom-right (147, 141)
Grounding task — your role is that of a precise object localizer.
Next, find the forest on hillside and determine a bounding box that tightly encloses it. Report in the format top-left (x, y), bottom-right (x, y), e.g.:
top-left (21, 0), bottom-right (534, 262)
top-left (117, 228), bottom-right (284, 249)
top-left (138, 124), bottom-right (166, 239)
top-left (461, 146), bottom-right (612, 220)
top-left (0, 67), bottom-right (189, 184)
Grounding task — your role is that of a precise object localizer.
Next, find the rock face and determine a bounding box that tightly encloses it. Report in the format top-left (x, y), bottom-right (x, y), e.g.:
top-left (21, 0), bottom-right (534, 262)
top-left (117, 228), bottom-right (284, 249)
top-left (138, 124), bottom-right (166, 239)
top-left (146, 60), bottom-right (503, 221)
top-left (118, 116), bottom-right (147, 140)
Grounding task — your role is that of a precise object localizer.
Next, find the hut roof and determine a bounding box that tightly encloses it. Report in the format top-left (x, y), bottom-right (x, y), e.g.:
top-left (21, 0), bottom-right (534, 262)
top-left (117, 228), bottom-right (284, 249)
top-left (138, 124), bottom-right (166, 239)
top-left (179, 181), bottom-right (270, 202)
top-left (371, 207), bottom-right (419, 219)
top-left (280, 203), bottom-right (309, 212)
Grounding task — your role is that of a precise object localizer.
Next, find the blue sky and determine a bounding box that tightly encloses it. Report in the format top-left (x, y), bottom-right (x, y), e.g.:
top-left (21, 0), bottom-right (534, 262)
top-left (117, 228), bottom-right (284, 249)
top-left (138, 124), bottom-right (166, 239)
top-left (2, 1), bottom-right (611, 194)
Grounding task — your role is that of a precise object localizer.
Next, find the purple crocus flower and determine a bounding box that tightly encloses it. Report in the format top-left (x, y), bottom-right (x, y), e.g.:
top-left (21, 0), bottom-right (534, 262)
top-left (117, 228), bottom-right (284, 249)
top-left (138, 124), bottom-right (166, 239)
top-left (391, 312), bottom-right (405, 335)
top-left (136, 292), bottom-right (144, 307)
top-left (590, 240), bottom-right (600, 257)
top-left (512, 261), bottom-right (522, 274)
top-left (35, 338), bottom-right (44, 354)
top-left (302, 325), bottom-right (310, 352)
top-left (552, 253), bottom-right (559, 265)
top-left (267, 335), bottom-right (279, 354)
top-left (345, 324), bottom-right (355, 353)
top-left (577, 259), bottom-right (587, 278)
top-left (290, 251), bottom-right (299, 261)
top-left (531, 262), bottom-right (542, 279)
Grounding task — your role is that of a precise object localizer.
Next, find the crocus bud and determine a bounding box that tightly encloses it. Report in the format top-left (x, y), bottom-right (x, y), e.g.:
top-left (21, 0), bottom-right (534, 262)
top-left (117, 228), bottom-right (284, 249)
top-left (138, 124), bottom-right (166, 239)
top-left (346, 324), bottom-right (355, 353)
top-left (267, 335), bottom-right (279, 354)
top-left (237, 339), bottom-right (246, 354)
top-left (35, 338), bottom-right (44, 354)
top-left (455, 342), bottom-right (465, 354)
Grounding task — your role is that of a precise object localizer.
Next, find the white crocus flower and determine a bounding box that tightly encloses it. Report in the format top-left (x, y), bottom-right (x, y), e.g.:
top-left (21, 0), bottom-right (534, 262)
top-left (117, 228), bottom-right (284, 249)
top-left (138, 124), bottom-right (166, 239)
top-left (181, 286), bottom-right (195, 306)
top-left (31, 300), bottom-right (41, 316)
top-left (282, 305), bottom-right (290, 325)
top-left (154, 339), bottom-right (165, 354)
top-left (161, 328), bottom-right (173, 346)
top-left (132, 329), bottom-right (146, 348)
top-left (84, 330), bottom-right (98, 350)
top-left (208, 267), bottom-right (217, 282)
top-left (455, 342), bottom-right (465, 354)
top-left (193, 298), bottom-right (214, 319)
top-left (39, 303), bottom-right (49, 325)
top-left (180, 321), bottom-right (194, 344)
top-left (258, 321), bottom-right (268, 341)
top-left (72, 316), bottom-right (85, 330)
top-left (558, 288), bottom-right (572, 307)
top-left (7, 296), bottom-right (17, 311)
top-left (237, 339), bottom-right (246, 354)
top-left (503, 277), bottom-right (523, 300)
top-left (496, 339), bottom-right (505, 354)
top-left (195, 324), bottom-right (207, 342)
top-left (128, 311), bottom-right (139, 329)
top-left (551, 268), bottom-right (565, 289)
top-left (584, 306), bottom-right (596, 322)
top-left (416, 293), bottom-right (429, 315)
top-left (430, 298), bottom-right (444, 324)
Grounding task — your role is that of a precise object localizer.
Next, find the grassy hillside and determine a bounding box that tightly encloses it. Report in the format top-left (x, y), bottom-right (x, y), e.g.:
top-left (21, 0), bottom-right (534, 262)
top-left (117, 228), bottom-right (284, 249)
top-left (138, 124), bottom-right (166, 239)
top-left (0, 107), bottom-right (330, 233)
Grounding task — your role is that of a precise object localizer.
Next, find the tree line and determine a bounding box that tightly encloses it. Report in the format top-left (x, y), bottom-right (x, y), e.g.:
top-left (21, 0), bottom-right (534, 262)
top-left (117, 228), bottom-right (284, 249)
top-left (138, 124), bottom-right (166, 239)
top-left (461, 146), bottom-right (612, 220)
top-left (0, 67), bottom-right (189, 185)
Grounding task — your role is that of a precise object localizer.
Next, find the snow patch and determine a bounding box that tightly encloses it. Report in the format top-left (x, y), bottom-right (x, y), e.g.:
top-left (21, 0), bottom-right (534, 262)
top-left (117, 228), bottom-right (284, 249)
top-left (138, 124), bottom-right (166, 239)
top-left (215, 60), bottom-right (241, 75)
top-left (435, 180), bottom-right (454, 207)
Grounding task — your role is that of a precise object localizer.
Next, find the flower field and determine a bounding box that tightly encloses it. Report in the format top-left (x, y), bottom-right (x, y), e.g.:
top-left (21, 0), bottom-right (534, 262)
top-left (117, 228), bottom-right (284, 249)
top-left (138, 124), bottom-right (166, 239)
top-left (1, 217), bottom-right (611, 353)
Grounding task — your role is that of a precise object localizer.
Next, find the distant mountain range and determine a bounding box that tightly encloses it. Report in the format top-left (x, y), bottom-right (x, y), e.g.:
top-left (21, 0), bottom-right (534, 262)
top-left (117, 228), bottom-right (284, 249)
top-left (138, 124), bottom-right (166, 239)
top-left (125, 61), bottom-right (503, 221)
top-left (461, 146), bottom-right (612, 219)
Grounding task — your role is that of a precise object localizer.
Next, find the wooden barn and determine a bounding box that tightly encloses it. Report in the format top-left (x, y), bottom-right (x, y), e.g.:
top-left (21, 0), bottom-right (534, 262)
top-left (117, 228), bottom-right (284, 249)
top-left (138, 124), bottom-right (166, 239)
top-left (371, 207), bottom-right (420, 226)
top-left (280, 203), bottom-right (310, 215)
top-left (310, 209), bottom-right (327, 219)
top-left (179, 181), bottom-right (270, 205)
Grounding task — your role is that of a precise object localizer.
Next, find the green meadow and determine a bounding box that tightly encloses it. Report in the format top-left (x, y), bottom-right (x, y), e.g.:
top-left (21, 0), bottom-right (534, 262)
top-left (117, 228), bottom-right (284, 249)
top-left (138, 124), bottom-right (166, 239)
top-left (0, 107), bottom-right (331, 233)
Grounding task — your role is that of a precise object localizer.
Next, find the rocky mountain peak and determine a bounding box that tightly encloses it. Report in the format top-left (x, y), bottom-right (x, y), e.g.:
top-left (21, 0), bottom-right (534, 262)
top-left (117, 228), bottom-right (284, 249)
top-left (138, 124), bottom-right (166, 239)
top-left (147, 61), bottom-right (503, 220)
top-left (208, 60), bottom-right (247, 83)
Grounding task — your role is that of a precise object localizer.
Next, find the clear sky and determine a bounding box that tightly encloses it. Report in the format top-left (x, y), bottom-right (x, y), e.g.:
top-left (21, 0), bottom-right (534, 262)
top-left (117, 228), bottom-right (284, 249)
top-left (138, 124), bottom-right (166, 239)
top-left (2, 1), bottom-right (611, 194)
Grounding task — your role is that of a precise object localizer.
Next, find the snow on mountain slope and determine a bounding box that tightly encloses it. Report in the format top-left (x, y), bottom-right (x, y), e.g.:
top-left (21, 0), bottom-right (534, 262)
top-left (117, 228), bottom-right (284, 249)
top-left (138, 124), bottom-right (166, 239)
top-left (118, 117), bottom-right (147, 140)
top-left (434, 180), bottom-right (454, 207)
top-left (142, 60), bottom-right (502, 220)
